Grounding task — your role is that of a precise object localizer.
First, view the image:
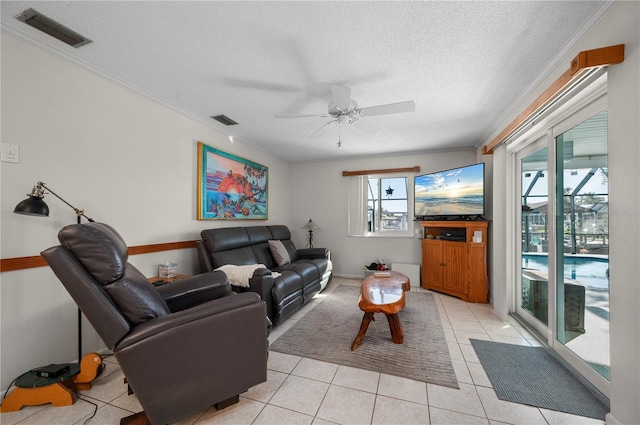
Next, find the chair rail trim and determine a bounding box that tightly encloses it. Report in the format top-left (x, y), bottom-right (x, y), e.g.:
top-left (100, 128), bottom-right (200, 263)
top-left (1, 240), bottom-right (198, 272)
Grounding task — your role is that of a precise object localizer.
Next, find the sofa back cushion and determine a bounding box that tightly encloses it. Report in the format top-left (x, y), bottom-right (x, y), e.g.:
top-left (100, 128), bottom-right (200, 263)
top-left (252, 243), bottom-right (277, 269)
top-left (280, 240), bottom-right (299, 262)
top-left (105, 265), bottom-right (171, 324)
top-left (200, 225), bottom-right (299, 270)
top-left (201, 228), bottom-right (260, 268)
top-left (245, 227), bottom-right (278, 268)
top-left (211, 247), bottom-right (258, 268)
top-left (268, 226), bottom-right (299, 262)
top-left (267, 225), bottom-right (291, 240)
top-left (202, 227), bottom-right (250, 252)
top-left (246, 226), bottom-right (273, 244)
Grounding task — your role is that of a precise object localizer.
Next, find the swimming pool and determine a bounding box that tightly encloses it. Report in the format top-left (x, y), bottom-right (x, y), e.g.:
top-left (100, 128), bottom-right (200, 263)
top-left (522, 253), bottom-right (609, 290)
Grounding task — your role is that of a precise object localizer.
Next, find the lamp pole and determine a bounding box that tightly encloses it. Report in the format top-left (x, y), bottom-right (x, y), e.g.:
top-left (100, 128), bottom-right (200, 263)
top-left (14, 181), bottom-right (94, 363)
top-left (307, 227), bottom-right (314, 248)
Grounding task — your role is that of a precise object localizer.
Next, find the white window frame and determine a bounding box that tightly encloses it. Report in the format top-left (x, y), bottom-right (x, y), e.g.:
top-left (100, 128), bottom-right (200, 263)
top-left (348, 173), bottom-right (415, 238)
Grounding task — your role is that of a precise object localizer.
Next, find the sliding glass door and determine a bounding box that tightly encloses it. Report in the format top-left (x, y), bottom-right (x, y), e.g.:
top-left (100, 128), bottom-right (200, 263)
top-left (512, 91), bottom-right (610, 395)
top-left (554, 109), bottom-right (609, 382)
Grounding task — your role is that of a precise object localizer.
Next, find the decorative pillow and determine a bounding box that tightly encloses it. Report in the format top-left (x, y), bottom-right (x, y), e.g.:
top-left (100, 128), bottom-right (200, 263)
top-left (215, 264), bottom-right (267, 288)
top-left (268, 240), bottom-right (291, 266)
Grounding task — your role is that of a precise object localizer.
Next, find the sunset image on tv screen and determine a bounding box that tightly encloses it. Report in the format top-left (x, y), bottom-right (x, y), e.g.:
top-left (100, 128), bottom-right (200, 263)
top-left (415, 163), bottom-right (484, 216)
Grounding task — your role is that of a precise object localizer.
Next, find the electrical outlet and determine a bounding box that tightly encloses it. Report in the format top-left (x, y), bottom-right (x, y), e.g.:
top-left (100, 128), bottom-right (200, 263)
top-left (1, 143), bottom-right (20, 163)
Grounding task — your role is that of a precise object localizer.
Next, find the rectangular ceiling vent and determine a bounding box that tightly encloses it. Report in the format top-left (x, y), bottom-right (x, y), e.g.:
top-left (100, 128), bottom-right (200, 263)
top-left (211, 115), bottom-right (239, 126)
top-left (15, 8), bottom-right (92, 48)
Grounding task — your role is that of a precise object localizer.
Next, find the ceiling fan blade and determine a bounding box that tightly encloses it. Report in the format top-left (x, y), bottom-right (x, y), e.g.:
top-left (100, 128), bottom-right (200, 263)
top-left (275, 113), bottom-right (327, 118)
top-left (331, 85), bottom-right (352, 110)
top-left (308, 120), bottom-right (336, 138)
top-left (223, 77), bottom-right (302, 93)
top-left (352, 119), bottom-right (380, 134)
top-left (359, 100), bottom-right (416, 117)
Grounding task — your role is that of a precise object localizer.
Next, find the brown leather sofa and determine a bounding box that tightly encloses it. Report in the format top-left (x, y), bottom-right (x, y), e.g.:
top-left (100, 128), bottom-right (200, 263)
top-left (197, 225), bottom-right (332, 326)
top-left (41, 222), bottom-right (269, 425)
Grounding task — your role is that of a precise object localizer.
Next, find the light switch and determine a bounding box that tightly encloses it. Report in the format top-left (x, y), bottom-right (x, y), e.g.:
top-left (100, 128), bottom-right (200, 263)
top-left (1, 143), bottom-right (20, 163)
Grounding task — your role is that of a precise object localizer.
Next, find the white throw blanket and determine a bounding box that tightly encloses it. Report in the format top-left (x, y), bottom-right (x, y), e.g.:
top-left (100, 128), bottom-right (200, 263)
top-left (214, 264), bottom-right (268, 288)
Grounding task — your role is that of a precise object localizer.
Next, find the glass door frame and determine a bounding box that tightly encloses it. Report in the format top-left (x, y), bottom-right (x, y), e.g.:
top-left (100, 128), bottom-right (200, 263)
top-left (549, 93), bottom-right (610, 396)
top-left (506, 74), bottom-right (610, 397)
top-left (514, 134), bottom-right (555, 342)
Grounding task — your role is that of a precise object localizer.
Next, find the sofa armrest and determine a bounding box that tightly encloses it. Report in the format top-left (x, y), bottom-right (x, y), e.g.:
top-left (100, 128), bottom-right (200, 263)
top-left (116, 292), bottom-right (264, 348)
top-left (247, 268), bottom-right (276, 320)
top-left (155, 270), bottom-right (230, 312)
top-left (114, 292), bottom-right (269, 421)
top-left (297, 247), bottom-right (329, 259)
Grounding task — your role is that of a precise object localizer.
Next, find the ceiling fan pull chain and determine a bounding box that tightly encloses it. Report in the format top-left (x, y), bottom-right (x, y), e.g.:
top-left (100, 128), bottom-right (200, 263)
top-left (337, 123), bottom-right (342, 148)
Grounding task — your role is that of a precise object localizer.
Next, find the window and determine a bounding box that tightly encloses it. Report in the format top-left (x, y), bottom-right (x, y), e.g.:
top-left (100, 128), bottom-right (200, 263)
top-left (368, 177), bottom-right (409, 232)
top-left (348, 174), bottom-right (413, 237)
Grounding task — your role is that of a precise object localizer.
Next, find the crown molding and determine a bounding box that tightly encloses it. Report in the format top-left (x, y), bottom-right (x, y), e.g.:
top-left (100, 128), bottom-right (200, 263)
top-left (480, 1), bottom-right (616, 146)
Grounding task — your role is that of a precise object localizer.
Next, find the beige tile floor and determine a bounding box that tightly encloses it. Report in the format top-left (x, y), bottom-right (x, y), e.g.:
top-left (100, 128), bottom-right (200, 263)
top-left (0, 278), bottom-right (605, 425)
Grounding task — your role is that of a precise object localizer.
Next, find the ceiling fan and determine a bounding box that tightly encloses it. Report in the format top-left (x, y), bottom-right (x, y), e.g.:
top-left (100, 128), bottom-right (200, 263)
top-left (275, 85), bottom-right (415, 145)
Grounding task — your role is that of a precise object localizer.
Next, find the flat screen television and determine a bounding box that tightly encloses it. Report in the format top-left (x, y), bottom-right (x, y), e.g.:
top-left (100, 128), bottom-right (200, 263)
top-left (414, 163), bottom-right (485, 220)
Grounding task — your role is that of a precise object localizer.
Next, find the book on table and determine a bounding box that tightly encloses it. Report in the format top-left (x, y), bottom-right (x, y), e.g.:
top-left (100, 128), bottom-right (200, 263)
top-left (374, 271), bottom-right (391, 278)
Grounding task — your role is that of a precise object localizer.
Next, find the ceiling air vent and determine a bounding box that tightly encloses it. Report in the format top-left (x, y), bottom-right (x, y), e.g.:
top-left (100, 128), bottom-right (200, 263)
top-left (15, 8), bottom-right (92, 48)
top-left (211, 115), bottom-right (239, 126)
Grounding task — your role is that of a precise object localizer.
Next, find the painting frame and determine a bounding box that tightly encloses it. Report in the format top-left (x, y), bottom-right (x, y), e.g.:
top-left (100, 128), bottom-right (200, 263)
top-left (197, 142), bottom-right (268, 220)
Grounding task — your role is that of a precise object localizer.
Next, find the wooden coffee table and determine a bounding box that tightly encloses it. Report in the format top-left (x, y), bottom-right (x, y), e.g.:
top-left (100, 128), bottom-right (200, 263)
top-left (351, 271), bottom-right (410, 351)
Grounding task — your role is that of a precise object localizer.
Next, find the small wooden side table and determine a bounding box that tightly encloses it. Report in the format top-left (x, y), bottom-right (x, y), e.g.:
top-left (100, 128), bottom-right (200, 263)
top-left (148, 274), bottom-right (190, 285)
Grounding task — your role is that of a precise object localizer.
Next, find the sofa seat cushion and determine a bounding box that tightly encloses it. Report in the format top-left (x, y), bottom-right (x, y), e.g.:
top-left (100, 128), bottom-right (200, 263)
top-left (272, 271), bottom-right (303, 304)
top-left (295, 258), bottom-right (330, 276)
top-left (273, 262), bottom-right (320, 284)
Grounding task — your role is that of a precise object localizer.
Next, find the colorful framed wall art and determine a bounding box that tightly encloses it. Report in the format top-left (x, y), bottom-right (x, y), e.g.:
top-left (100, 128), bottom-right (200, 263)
top-left (197, 142), bottom-right (268, 220)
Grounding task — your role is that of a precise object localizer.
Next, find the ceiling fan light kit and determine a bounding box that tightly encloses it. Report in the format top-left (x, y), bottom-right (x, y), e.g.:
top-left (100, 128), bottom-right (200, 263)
top-left (276, 85), bottom-right (415, 145)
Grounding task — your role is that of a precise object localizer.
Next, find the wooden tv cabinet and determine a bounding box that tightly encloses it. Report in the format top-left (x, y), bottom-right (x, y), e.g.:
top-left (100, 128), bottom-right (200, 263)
top-left (420, 220), bottom-right (489, 303)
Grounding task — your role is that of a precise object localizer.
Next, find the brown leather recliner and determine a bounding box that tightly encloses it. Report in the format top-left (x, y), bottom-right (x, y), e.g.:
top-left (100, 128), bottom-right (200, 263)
top-left (41, 222), bottom-right (269, 425)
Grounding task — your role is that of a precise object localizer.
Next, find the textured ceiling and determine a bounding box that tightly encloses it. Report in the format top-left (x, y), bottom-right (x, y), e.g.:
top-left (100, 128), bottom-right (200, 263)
top-left (1, 1), bottom-right (608, 162)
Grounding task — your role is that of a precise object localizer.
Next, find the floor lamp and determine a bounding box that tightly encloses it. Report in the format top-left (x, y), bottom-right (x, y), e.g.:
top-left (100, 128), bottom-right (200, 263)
top-left (302, 219), bottom-right (318, 248)
top-left (14, 181), bottom-right (94, 364)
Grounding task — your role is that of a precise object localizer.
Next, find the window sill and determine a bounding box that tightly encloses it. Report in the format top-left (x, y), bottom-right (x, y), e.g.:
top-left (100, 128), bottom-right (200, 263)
top-left (349, 233), bottom-right (416, 239)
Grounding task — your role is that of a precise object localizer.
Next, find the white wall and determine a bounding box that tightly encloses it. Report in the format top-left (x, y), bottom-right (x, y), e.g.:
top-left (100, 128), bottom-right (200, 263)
top-left (485, 2), bottom-right (640, 423)
top-left (0, 33), bottom-right (291, 390)
top-left (605, 4), bottom-right (640, 423)
top-left (289, 150), bottom-right (478, 277)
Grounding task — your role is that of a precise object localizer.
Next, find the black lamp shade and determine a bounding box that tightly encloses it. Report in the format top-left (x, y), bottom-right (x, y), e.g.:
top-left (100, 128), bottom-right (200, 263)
top-left (14, 196), bottom-right (50, 217)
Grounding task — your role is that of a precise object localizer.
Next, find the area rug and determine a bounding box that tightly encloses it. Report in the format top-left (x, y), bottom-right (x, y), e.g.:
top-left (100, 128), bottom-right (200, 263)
top-left (269, 284), bottom-right (459, 388)
top-left (470, 339), bottom-right (608, 419)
